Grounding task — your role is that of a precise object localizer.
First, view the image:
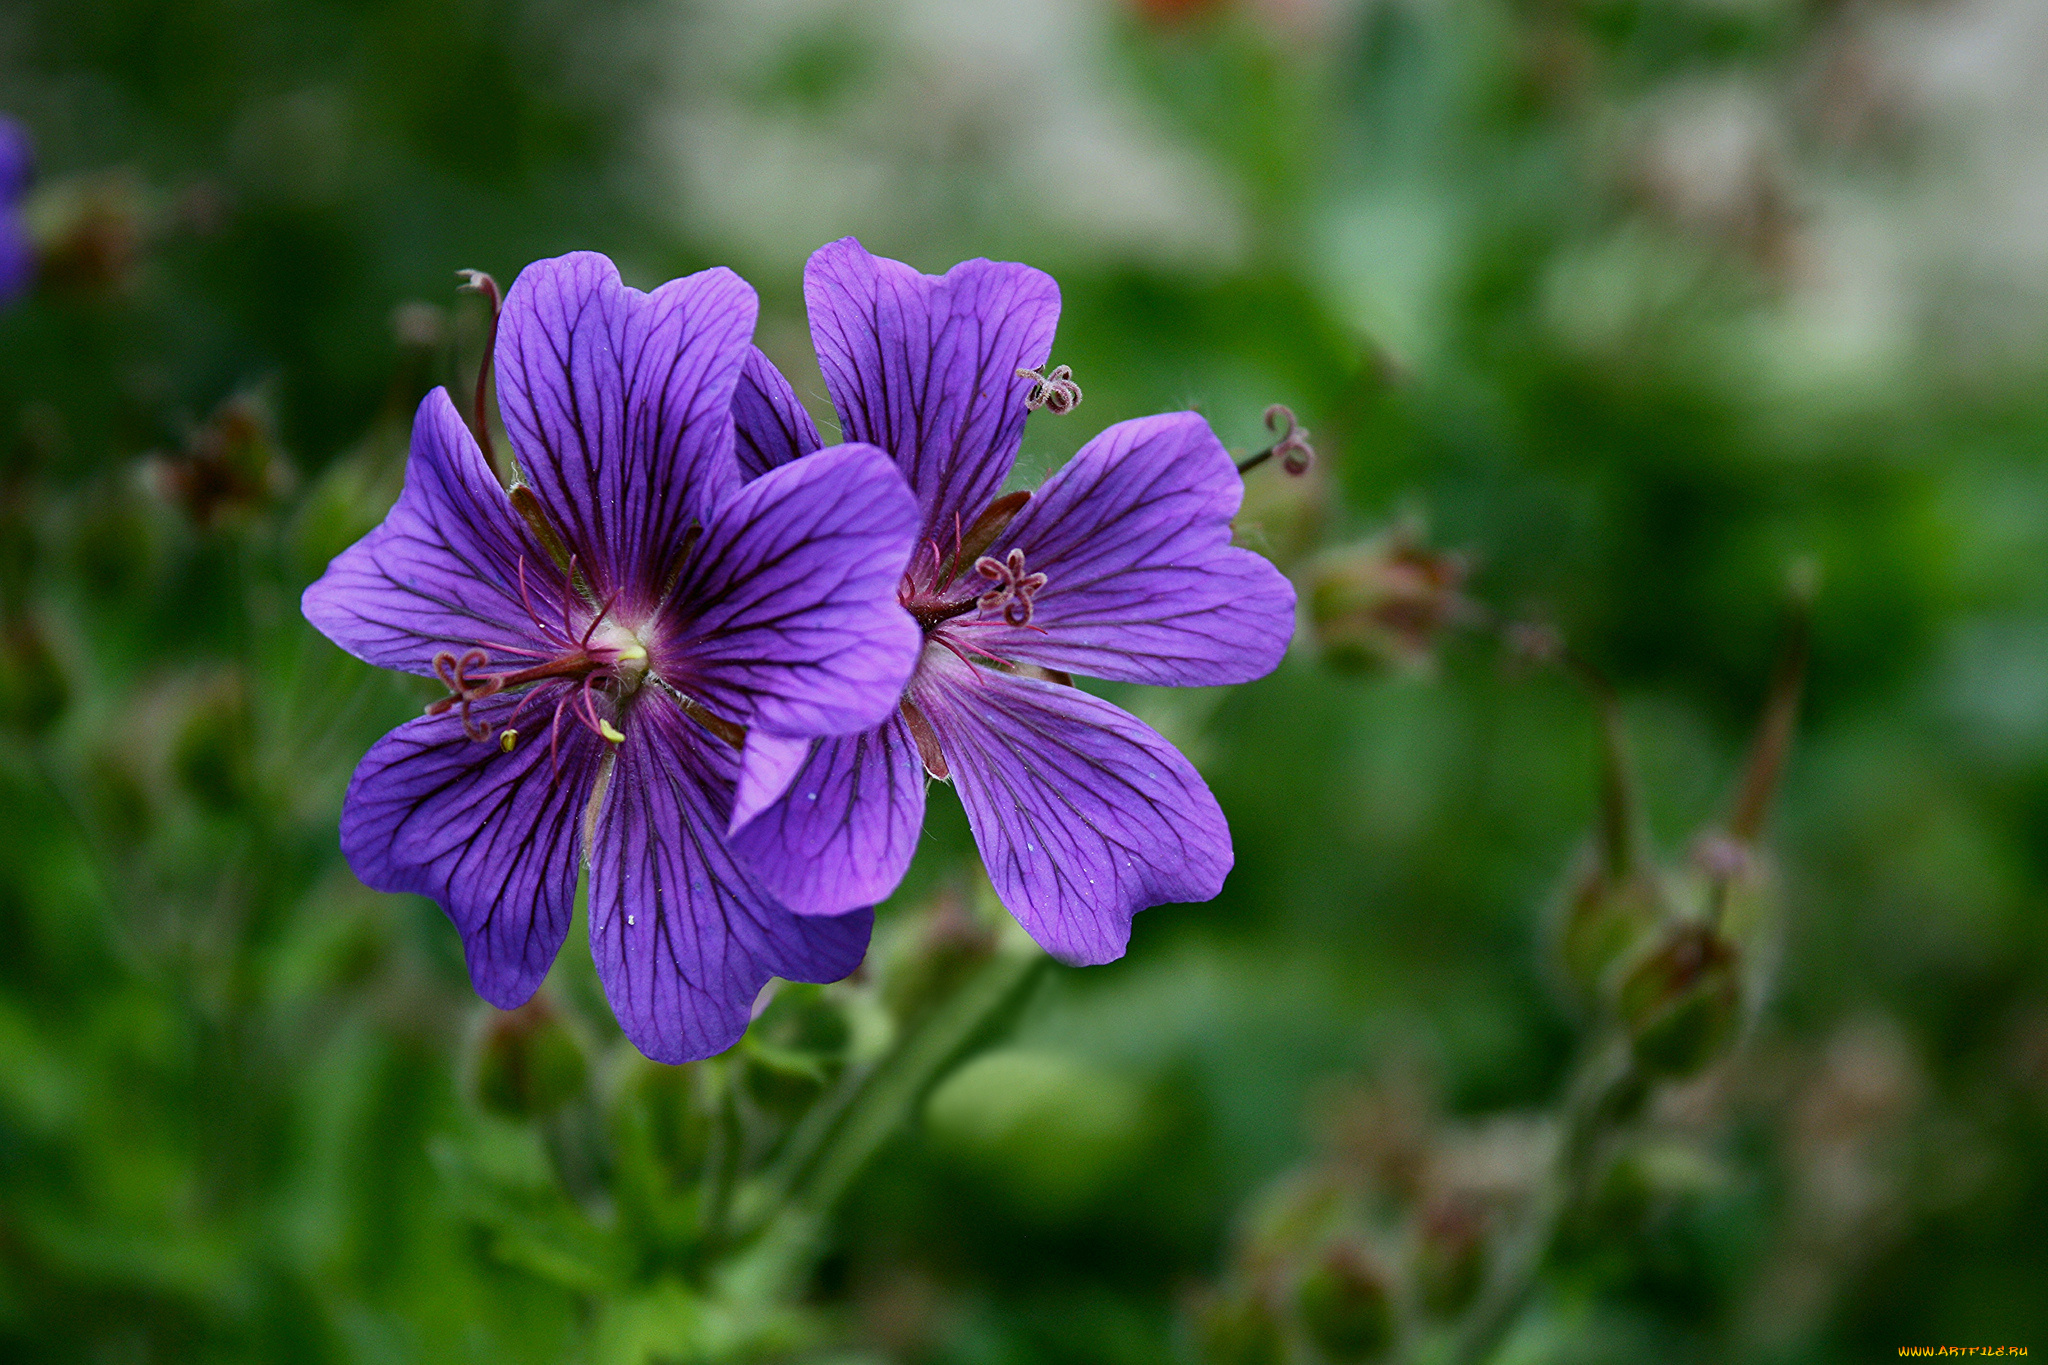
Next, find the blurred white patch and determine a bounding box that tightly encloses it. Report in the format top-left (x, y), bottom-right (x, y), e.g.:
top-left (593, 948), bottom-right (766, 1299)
top-left (648, 0), bottom-right (1246, 270)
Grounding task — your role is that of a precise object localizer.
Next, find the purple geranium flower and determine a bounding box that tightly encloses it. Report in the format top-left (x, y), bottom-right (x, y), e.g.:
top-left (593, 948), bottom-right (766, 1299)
top-left (302, 252), bottom-right (922, 1062)
top-left (0, 115), bottom-right (35, 304)
top-left (726, 238), bottom-right (1296, 965)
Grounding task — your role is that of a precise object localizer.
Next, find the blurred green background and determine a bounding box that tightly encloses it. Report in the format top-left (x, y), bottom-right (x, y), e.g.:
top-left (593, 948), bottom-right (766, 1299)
top-left (4, 0), bottom-right (2047, 1360)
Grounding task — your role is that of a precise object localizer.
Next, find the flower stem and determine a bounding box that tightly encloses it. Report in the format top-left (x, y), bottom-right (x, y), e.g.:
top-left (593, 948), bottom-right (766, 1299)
top-left (1446, 1035), bottom-right (1640, 1365)
top-left (727, 940), bottom-right (1050, 1295)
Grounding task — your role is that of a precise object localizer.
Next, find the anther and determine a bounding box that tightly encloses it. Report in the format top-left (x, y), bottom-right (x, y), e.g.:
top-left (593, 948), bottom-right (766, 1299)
top-left (598, 719), bottom-right (626, 744)
top-left (1017, 364), bottom-right (1083, 415)
top-left (975, 547), bottom-right (1049, 627)
top-left (500, 728), bottom-right (519, 752)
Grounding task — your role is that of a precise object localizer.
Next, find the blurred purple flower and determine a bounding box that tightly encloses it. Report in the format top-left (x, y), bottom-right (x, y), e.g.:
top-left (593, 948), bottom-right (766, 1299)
top-left (0, 116), bottom-right (36, 304)
top-left (728, 238), bottom-right (1296, 966)
top-left (302, 252), bottom-right (921, 1062)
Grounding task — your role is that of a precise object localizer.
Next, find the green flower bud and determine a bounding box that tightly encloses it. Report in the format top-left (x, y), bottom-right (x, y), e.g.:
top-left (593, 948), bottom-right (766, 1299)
top-left (1295, 1242), bottom-right (1397, 1362)
top-left (1617, 923), bottom-right (1742, 1079)
top-left (1303, 526), bottom-right (1467, 676)
top-left (743, 982), bottom-right (853, 1119)
top-left (1555, 855), bottom-right (1666, 1009)
top-left (0, 615), bottom-right (67, 735)
top-left (880, 885), bottom-right (996, 1027)
top-left (1412, 1196), bottom-right (1487, 1319)
top-left (171, 673), bottom-right (254, 813)
top-left (470, 995), bottom-right (590, 1121)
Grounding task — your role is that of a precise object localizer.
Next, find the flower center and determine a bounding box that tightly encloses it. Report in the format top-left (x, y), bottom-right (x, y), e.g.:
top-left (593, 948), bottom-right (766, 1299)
top-left (897, 492), bottom-right (1048, 635)
top-left (426, 554), bottom-right (659, 754)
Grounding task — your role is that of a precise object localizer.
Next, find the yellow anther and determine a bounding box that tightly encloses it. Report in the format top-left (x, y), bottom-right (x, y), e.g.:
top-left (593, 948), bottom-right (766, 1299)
top-left (499, 728), bottom-right (519, 752)
top-left (599, 719), bottom-right (626, 743)
top-left (616, 641), bottom-right (648, 663)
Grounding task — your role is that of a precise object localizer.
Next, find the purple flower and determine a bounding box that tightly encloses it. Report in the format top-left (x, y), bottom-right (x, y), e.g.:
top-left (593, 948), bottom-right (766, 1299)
top-left (301, 252), bottom-right (922, 1062)
top-left (728, 238), bottom-right (1296, 965)
top-left (0, 116), bottom-right (35, 305)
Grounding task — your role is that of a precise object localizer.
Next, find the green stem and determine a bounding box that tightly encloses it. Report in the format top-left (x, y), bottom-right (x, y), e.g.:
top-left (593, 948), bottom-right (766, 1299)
top-left (1447, 1035), bottom-right (1638, 1365)
top-left (726, 943), bottom-right (1051, 1293)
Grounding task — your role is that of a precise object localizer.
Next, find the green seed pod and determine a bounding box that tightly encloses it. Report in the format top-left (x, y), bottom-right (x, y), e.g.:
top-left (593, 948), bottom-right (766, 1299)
top-left (1617, 923), bottom-right (1743, 1079)
top-left (1295, 1242), bottom-right (1397, 1362)
top-left (470, 995), bottom-right (590, 1121)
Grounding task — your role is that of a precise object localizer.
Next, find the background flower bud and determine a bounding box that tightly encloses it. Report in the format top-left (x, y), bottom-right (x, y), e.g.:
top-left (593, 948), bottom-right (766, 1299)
top-left (1304, 525), bottom-right (1467, 675)
top-left (1294, 1241), bottom-right (1397, 1362)
top-left (469, 995), bottom-right (591, 1122)
top-left (1554, 853), bottom-right (1668, 1009)
top-left (1189, 1285), bottom-right (1287, 1365)
top-left (1618, 923), bottom-right (1742, 1079)
top-left (1412, 1195), bottom-right (1487, 1319)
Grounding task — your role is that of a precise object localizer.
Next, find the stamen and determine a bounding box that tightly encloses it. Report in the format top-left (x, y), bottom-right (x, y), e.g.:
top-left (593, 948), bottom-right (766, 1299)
top-left (456, 269), bottom-right (503, 482)
top-left (940, 490), bottom-right (1030, 587)
top-left (500, 729), bottom-right (519, 752)
top-left (514, 556), bottom-right (573, 649)
top-left (1016, 364), bottom-right (1082, 415)
top-left (579, 585), bottom-right (623, 648)
top-left (598, 720), bottom-right (625, 744)
top-left (974, 547), bottom-right (1048, 627)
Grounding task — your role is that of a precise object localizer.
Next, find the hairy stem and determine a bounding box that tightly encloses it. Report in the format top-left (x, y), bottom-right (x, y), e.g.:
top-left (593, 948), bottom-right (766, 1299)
top-left (727, 941), bottom-right (1051, 1295)
top-left (1446, 1036), bottom-right (1639, 1365)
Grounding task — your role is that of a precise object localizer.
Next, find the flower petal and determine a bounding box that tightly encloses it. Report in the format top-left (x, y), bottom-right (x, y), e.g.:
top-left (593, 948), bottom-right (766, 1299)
top-left (730, 729), bottom-right (812, 834)
top-left (0, 115), bottom-right (32, 205)
top-left (732, 347), bottom-right (823, 481)
top-left (914, 651), bottom-right (1232, 965)
top-left (963, 412), bottom-right (1296, 687)
top-left (495, 252), bottom-right (757, 610)
top-left (302, 387), bottom-right (568, 676)
top-left (339, 683), bottom-right (606, 1009)
top-left (804, 237), bottom-right (1058, 540)
top-left (657, 441), bottom-right (920, 739)
top-left (729, 714), bottom-right (927, 918)
top-left (588, 700), bottom-right (874, 1063)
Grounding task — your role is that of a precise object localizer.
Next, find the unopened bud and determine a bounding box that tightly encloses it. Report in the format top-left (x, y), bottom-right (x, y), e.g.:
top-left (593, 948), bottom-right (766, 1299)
top-left (743, 981), bottom-right (854, 1118)
top-left (171, 672), bottom-right (254, 813)
top-left (1412, 1196), bottom-right (1487, 1318)
top-left (609, 1053), bottom-right (714, 1184)
top-left (882, 884), bottom-right (998, 1026)
top-left (1295, 1242), bottom-right (1397, 1362)
top-left (27, 172), bottom-right (146, 295)
top-left (0, 615), bottom-right (67, 735)
top-left (1555, 855), bottom-right (1666, 1008)
top-left (470, 995), bottom-right (590, 1121)
top-left (1188, 1286), bottom-right (1286, 1365)
top-left (1305, 526), bottom-right (1469, 675)
top-left (145, 392), bottom-right (294, 528)
top-left (1618, 923), bottom-right (1743, 1078)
